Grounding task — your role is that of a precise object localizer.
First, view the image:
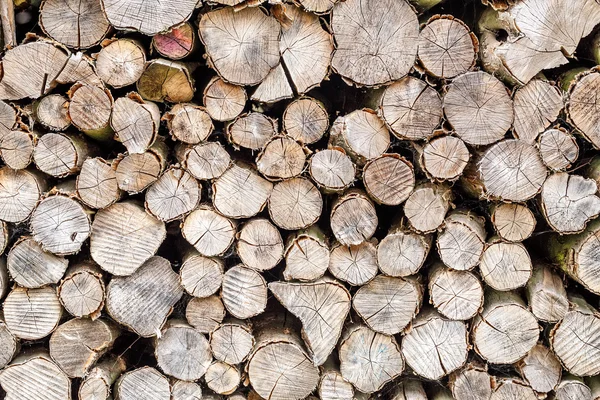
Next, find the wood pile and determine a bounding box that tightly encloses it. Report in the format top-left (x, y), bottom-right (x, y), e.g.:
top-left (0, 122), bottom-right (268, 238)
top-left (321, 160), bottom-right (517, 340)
top-left (2, 0), bottom-right (600, 399)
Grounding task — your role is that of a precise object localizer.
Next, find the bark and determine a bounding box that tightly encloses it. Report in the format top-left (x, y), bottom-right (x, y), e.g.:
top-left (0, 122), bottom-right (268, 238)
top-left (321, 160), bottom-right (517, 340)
top-left (490, 202), bottom-right (536, 242)
top-left (0, 167), bottom-right (46, 223)
top-left (268, 177), bottom-right (322, 230)
top-left (144, 167), bottom-right (201, 222)
top-left (479, 239), bottom-right (532, 291)
top-left (329, 241), bottom-right (378, 286)
top-left (513, 80), bottom-right (563, 144)
top-left (403, 182), bottom-right (452, 233)
top-left (308, 148), bottom-right (356, 193)
top-left (179, 251), bottom-right (223, 298)
top-left (7, 236), bottom-right (68, 288)
top-left (429, 263), bottom-right (483, 320)
top-left (436, 210), bottom-right (486, 271)
top-left (538, 129), bottom-right (579, 172)
top-left (152, 22), bottom-right (196, 60)
top-left (330, 189), bottom-right (377, 245)
top-left (517, 343), bottom-right (562, 394)
top-left (186, 295), bottom-right (225, 334)
top-left (164, 103), bottom-right (213, 145)
top-left (33, 132), bottom-right (91, 177)
top-left (283, 97), bottom-right (328, 145)
top-left (182, 141), bottom-right (231, 181)
top-left (283, 227), bottom-right (329, 281)
top-left (33, 94), bottom-right (70, 131)
top-left (112, 93), bottom-right (160, 154)
top-left (377, 223), bottom-right (432, 277)
top-left (114, 366), bottom-right (171, 400)
top-left (362, 153), bottom-right (414, 205)
top-left (79, 355), bottom-right (126, 400)
top-left (256, 136), bottom-right (306, 180)
top-left (3, 286), bottom-right (63, 340)
top-left (76, 157), bottom-right (121, 209)
top-left (137, 59), bottom-right (194, 103)
top-left (203, 77), bottom-right (247, 122)
top-left (115, 139), bottom-right (168, 194)
top-left (526, 264), bottom-right (569, 323)
top-left (221, 265), bottom-right (267, 319)
top-left (0, 0), bottom-right (15, 48)
top-left (182, 206), bottom-right (236, 257)
top-left (57, 262), bottom-right (106, 319)
top-left (96, 39), bottom-right (146, 88)
top-left (420, 135), bottom-right (470, 181)
top-left (210, 320), bottom-right (254, 365)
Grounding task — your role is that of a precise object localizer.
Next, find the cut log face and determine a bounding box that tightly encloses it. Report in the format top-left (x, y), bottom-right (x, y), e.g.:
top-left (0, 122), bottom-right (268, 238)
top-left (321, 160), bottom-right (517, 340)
top-left (0, 168), bottom-right (46, 223)
top-left (404, 183), bottom-right (451, 233)
top-left (199, 7), bottom-right (280, 86)
top-left (377, 229), bottom-right (431, 277)
top-left (284, 230), bottom-right (329, 281)
top-left (106, 256), bottom-right (183, 337)
top-left (283, 98), bottom-right (328, 145)
top-left (68, 84), bottom-right (113, 136)
top-left (329, 109), bottom-right (390, 163)
top-left (33, 133), bottom-right (88, 177)
top-left (269, 177), bottom-right (322, 230)
top-left (8, 237), bottom-right (68, 288)
top-left (77, 157), bottom-right (120, 209)
top-left (329, 241), bottom-right (378, 286)
top-left (203, 77), bottom-right (247, 122)
top-left (319, 370), bottom-right (354, 400)
top-left (309, 149), bottom-right (356, 192)
top-left (256, 136), bottom-right (306, 180)
top-left (0, 355), bottom-right (71, 400)
top-left (56, 52), bottom-right (103, 87)
top-left (568, 71), bottom-right (600, 148)
top-left (182, 207), bottom-right (236, 257)
top-left (221, 265), bottom-right (267, 319)
top-left (353, 275), bottom-right (421, 334)
top-left (180, 253), bottom-right (223, 298)
top-left (331, 0), bottom-right (418, 86)
top-left (339, 325), bottom-right (404, 393)
top-left (237, 218), bottom-right (283, 271)
top-left (490, 379), bottom-right (537, 400)
top-left (518, 344), bottom-right (561, 393)
top-left (444, 71), bottom-right (514, 145)
top-left (480, 241), bottom-right (532, 291)
top-left (513, 80), bottom-right (563, 144)
top-left (145, 167), bottom-right (201, 222)
top-left (555, 377), bottom-right (592, 400)
top-left (526, 264), bottom-right (568, 323)
top-left (298, 0), bottom-right (337, 13)
top-left (137, 59), bottom-right (194, 103)
top-left (184, 142), bottom-right (231, 181)
top-left (491, 202), bottom-right (536, 242)
top-left (90, 201), bottom-right (166, 276)
top-left (115, 367), bottom-right (170, 400)
top-left (330, 190), bottom-right (377, 246)
top-left (421, 135), bottom-right (470, 181)
top-left (205, 361), bottom-right (240, 395)
top-left (186, 295), bottom-right (225, 334)
top-left (250, 65), bottom-right (292, 105)
top-left (34, 94), bottom-right (71, 131)
top-left (171, 380), bottom-right (202, 400)
top-left (270, 280), bottom-right (351, 366)
top-left (210, 322), bottom-right (254, 364)
top-left (112, 94), bottom-right (159, 154)
top-left (227, 113), bottom-right (277, 151)
top-left (58, 264), bottom-right (105, 318)
top-left (437, 211), bottom-right (486, 271)
top-left (101, 0), bottom-right (198, 36)
top-left (0, 101), bottom-right (17, 135)
top-left (116, 142), bottom-right (167, 193)
top-left (4, 287), bottom-right (62, 340)
top-left (363, 154), bottom-right (414, 205)
top-left (153, 22), bottom-right (195, 60)
top-left (418, 16), bottom-right (477, 79)
top-left (79, 356), bottom-right (125, 400)
top-left (538, 129), bottom-right (579, 171)
top-left (165, 103), bottom-right (213, 145)
top-left (429, 265), bottom-right (483, 320)
top-left (449, 364), bottom-right (493, 400)
top-left (0, 129), bottom-right (35, 170)
top-left (390, 380), bottom-right (427, 400)
top-left (0, 321), bottom-right (17, 370)
top-left (96, 39), bottom-right (146, 88)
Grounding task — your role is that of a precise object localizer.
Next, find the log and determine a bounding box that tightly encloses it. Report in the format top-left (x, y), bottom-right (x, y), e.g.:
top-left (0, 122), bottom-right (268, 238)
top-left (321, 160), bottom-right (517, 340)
top-left (33, 94), bottom-right (71, 131)
top-left (0, 167), bottom-right (46, 223)
top-left (404, 182), bottom-right (452, 233)
top-left (144, 167), bottom-right (201, 222)
top-left (429, 264), bottom-right (483, 320)
top-left (0, 100), bottom-right (16, 134)
top-left (203, 77), bottom-right (247, 122)
top-left (283, 227), bottom-right (329, 281)
top-left (330, 189), bottom-right (377, 246)
top-left (236, 218), bottom-right (283, 272)
top-left (538, 129), bottom-right (579, 172)
top-left (256, 136), bottom-right (306, 180)
top-left (513, 80), bottom-right (563, 144)
top-left (329, 241), bottom-right (378, 286)
top-left (449, 362), bottom-right (494, 400)
top-left (67, 83), bottom-right (113, 140)
top-left (0, 0), bottom-right (15, 48)
top-left (152, 22), bottom-right (195, 60)
top-left (95, 39), bottom-right (146, 88)
top-left (283, 97), bottom-right (328, 145)
top-left (555, 376), bottom-right (592, 400)
top-left (480, 239), bottom-right (532, 291)
top-left (319, 369), bottom-right (355, 400)
top-left (490, 202), bottom-right (536, 242)
top-left (526, 264), bottom-right (569, 323)
top-left (154, 319), bottom-right (212, 381)
top-left (115, 140), bottom-right (168, 194)
top-left (137, 59), bottom-right (194, 103)
top-left (57, 262), bottom-right (105, 319)
top-left (517, 343), bottom-right (561, 394)
top-left (112, 93), bottom-right (160, 154)
top-left (377, 224), bottom-right (432, 277)
top-left (182, 141), bottom-right (231, 181)
top-left (7, 236), bottom-right (68, 288)
top-left (227, 112), bottom-right (277, 151)
top-left (76, 157), bottom-right (121, 209)
top-left (186, 295), bottom-right (225, 334)
top-left (114, 366), bottom-right (170, 400)
top-left (390, 380), bottom-right (427, 400)
top-left (0, 128), bottom-right (35, 169)
top-left (567, 70), bottom-right (600, 148)
top-left (490, 379), bottom-right (537, 400)
top-left (164, 103), bottom-right (213, 145)
top-left (362, 153), bottom-right (414, 205)
top-left (33, 132), bottom-right (90, 177)
top-left (171, 380), bottom-right (202, 400)
top-left (180, 251), bottom-right (223, 298)
top-left (221, 265), bottom-right (267, 319)
top-left (420, 135), bottom-right (470, 181)
top-left (0, 318), bottom-right (18, 369)
top-left (182, 206), bottom-right (236, 257)
top-left (268, 177), bottom-right (322, 230)
top-left (297, 0), bottom-right (338, 13)
top-left (105, 256), bottom-right (183, 337)
top-left (3, 286), bottom-right (63, 340)
top-left (436, 210), bottom-right (486, 271)
top-left (78, 355), bottom-right (126, 400)
top-left (308, 149), bottom-right (356, 193)
top-left (205, 362), bottom-right (240, 395)
top-left (210, 321), bottom-right (254, 364)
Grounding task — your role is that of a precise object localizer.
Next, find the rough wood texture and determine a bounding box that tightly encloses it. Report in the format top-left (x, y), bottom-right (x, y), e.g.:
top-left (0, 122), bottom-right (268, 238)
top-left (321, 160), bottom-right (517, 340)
top-left (116, 140), bottom-right (167, 194)
top-left (34, 94), bottom-right (71, 131)
top-left (203, 77), bottom-right (246, 122)
top-left (526, 264), bottom-right (569, 323)
top-left (33, 132), bottom-right (90, 177)
top-left (152, 22), bottom-right (195, 60)
top-left (79, 355), bottom-right (126, 400)
top-left (210, 321), bottom-right (254, 365)
top-left (404, 183), bottom-right (452, 233)
top-left (491, 202), bottom-right (536, 242)
top-left (180, 252), bottom-right (223, 298)
top-left (3, 286), bottom-right (62, 340)
top-left (186, 295), bottom-right (225, 334)
top-left (0, 128), bottom-right (35, 170)
top-left (449, 363), bottom-right (493, 400)
top-left (309, 149), bottom-right (356, 192)
top-left (0, 167), bottom-right (46, 223)
top-left (329, 241), bottom-right (378, 286)
top-left (237, 218), bottom-right (283, 271)
top-left (283, 97), bottom-right (328, 145)
top-left (283, 228), bottom-right (329, 281)
top-left (221, 265), bottom-right (267, 319)
top-left (268, 177), bottom-right (322, 230)
top-left (330, 189), bottom-right (377, 245)
top-left (377, 224), bottom-right (432, 277)
top-left (480, 240), bottom-right (532, 291)
top-left (112, 93), bottom-right (160, 154)
top-left (7, 236), bottom-right (68, 288)
top-left (58, 263), bottom-right (105, 319)
top-left (115, 366), bottom-right (170, 400)
top-left (420, 135), bottom-right (470, 181)
top-left (164, 103), bottom-right (212, 145)
top-left (96, 39), bottom-right (146, 88)
top-left (182, 141), bottom-right (231, 181)
top-left (437, 210), bottom-right (486, 271)
top-left (538, 129), bottom-right (579, 172)
top-left (513, 80), bottom-right (563, 143)
top-left (363, 153), bottom-right (414, 205)
top-left (429, 264), bottom-right (483, 320)
top-left (256, 136), bottom-right (306, 180)
top-left (137, 59), bottom-right (194, 103)
top-left (182, 206), bottom-right (236, 257)
top-left (517, 343), bottom-right (561, 393)
top-left (76, 157), bottom-right (121, 209)
top-left (145, 167), bottom-right (201, 222)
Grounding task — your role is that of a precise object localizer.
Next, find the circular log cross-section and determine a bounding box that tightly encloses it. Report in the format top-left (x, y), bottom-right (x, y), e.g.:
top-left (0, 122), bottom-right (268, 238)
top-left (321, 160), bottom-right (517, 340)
top-left (227, 112), bottom-right (277, 151)
top-left (309, 149), bottom-right (355, 192)
top-left (377, 229), bottom-right (431, 277)
top-left (203, 77), bottom-right (247, 122)
top-left (116, 145), bottom-right (167, 194)
top-left (363, 154), bottom-right (414, 205)
top-left (180, 253), bottom-right (223, 298)
top-left (567, 71), bottom-right (600, 148)
top-left (330, 190), bottom-right (378, 246)
top-left (283, 97), bottom-right (328, 144)
top-left (145, 167), bottom-right (201, 222)
top-left (329, 241), bottom-right (378, 286)
top-left (152, 22), bottom-right (195, 60)
top-left (538, 129), bottom-right (579, 171)
top-left (33, 133), bottom-right (88, 177)
top-left (404, 183), bottom-right (451, 233)
top-left (182, 207), bottom-right (236, 257)
top-left (284, 230), bottom-right (329, 281)
top-left (421, 135), bottom-right (470, 181)
top-left (205, 362), bottom-right (240, 395)
top-left (210, 323), bottom-right (254, 365)
top-left (517, 344), bottom-right (562, 394)
top-left (221, 265), bottom-right (267, 320)
top-left (480, 241), bottom-right (532, 291)
top-left (112, 94), bottom-right (160, 154)
top-left (34, 94), bottom-right (71, 131)
top-left (0, 355), bottom-right (71, 400)
top-left (68, 84), bottom-right (113, 138)
top-left (165, 103), bottom-right (213, 145)
top-left (184, 142), bottom-right (231, 181)
top-left (437, 211), bottom-right (486, 271)
top-left (526, 264), bottom-right (568, 323)
top-left (76, 157), bottom-right (120, 209)
top-left (0, 129), bottom-right (35, 170)
top-left (429, 265), bottom-right (483, 321)
top-left (237, 218), bottom-right (283, 272)
top-left (449, 364), bottom-right (493, 400)
top-left (96, 39), bottom-right (146, 89)
top-left (58, 265), bottom-right (105, 318)
top-left (115, 367), bottom-right (171, 400)
top-left (8, 237), bottom-right (68, 288)
top-left (269, 177), bottom-right (322, 230)
top-left (256, 137), bottom-right (306, 181)
top-left (137, 59), bottom-right (194, 103)
top-left (513, 80), bottom-right (563, 143)
top-left (0, 168), bottom-right (46, 223)
top-left (491, 202), bottom-right (536, 242)
top-left (186, 295), bottom-right (225, 334)
top-left (4, 286), bottom-right (62, 340)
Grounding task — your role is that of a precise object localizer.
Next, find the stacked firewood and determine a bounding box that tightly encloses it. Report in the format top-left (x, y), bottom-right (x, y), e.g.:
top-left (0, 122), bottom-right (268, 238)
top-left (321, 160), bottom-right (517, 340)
top-left (1, 0), bottom-right (600, 399)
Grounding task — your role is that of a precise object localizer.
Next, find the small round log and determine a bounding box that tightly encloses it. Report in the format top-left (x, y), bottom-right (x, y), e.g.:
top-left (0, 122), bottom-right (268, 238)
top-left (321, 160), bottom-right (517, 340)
top-left (567, 71), bottom-right (600, 148)
top-left (526, 264), bottom-right (569, 323)
top-left (283, 97), bottom-right (328, 145)
top-left (115, 367), bottom-right (170, 400)
top-left (363, 153), bottom-right (414, 205)
top-left (319, 370), bottom-right (354, 400)
top-left (221, 265), bottom-right (267, 320)
top-left (237, 218), bottom-right (283, 272)
top-left (164, 103), bottom-right (213, 145)
top-left (115, 140), bottom-right (168, 194)
top-left (330, 189), bottom-right (377, 246)
top-left (180, 252), bottom-right (223, 298)
top-left (490, 379), bottom-right (537, 400)
top-left (58, 263), bottom-right (105, 319)
top-left (203, 77), bottom-right (247, 122)
top-left (538, 128), bottom-right (579, 171)
top-left (155, 320), bottom-right (212, 381)
top-left (205, 362), bottom-right (240, 395)
top-left (106, 256), bottom-right (183, 337)
top-left (268, 177), bottom-right (322, 230)
top-left (404, 182), bottom-right (452, 233)
top-left (137, 59), bottom-right (194, 103)
top-left (4, 286), bottom-right (62, 340)
top-left (491, 202), bottom-right (536, 242)
top-left (339, 325), bottom-right (404, 393)
top-left (182, 206), bottom-right (236, 257)
top-left (186, 295), bottom-right (225, 334)
top-left (77, 157), bottom-right (121, 209)
top-left (377, 224), bottom-right (432, 277)
top-left (308, 149), bottom-right (356, 193)
top-left (449, 363), bottom-right (493, 400)
top-left (210, 321), bottom-right (254, 364)
top-left (256, 136), bottom-right (306, 181)
top-left (390, 380), bottom-right (427, 400)
top-left (144, 167), bottom-right (201, 222)
top-left (96, 39), bottom-right (146, 89)
top-left (555, 376), bottom-right (592, 400)
top-left (0, 101), bottom-right (17, 134)
top-left (353, 275), bottom-right (421, 334)
top-left (90, 201), bottom-right (166, 276)
top-left (152, 22), bottom-right (195, 60)
top-left (228, 112), bottom-right (277, 151)
top-left (8, 237), bottom-right (68, 288)
top-left (418, 16), bottom-right (477, 79)
top-left (112, 93), bottom-right (160, 154)
top-left (34, 94), bottom-right (71, 131)
top-left (0, 129), bottom-right (35, 170)
top-left (0, 320), bottom-right (18, 369)
top-left (513, 80), bottom-right (563, 143)
top-left (79, 355), bottom-right (126, 400)
top-left (329, 241), bottom-right (378, 286)
top-left (517, 343), bottom-right (561, 394)
top-left (429, 264), bottom-right (483, 320)
top-left (479, 240), bottom-right (532, 291)
top-left (420, 135), bottom-right (470, 181)
top-left (283, 228), bottom-right (329, 281)
top-left (437, 210), bottom-right (486, 271)
top-left (171, 380), bottom-right (202, 400)
top-left (67, 83), bottom-right (113, 139)
top-left (33, 132), bottom-right (90, 177)
top-left (444, 71), bottom-right (514, 145)
top-left (183, 142), bottom-right (231, 181)
top-left (0, 167), bottom-right (46, 223)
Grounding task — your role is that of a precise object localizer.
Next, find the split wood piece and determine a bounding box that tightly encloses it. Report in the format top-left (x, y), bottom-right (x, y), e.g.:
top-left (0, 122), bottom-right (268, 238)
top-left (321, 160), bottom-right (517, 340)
top-left (377, 224), bottom-right (432, 277)
top-left (480, 239), bottom-right (532, 291)
top-left (308, 149), bottom-right (356, 193)
top-left (418, 16), bottom-right (477, 79)
top-left (182, 206), bottom-right (236, 257)
top-left (251, 63), bottom-right (294, 104)
top-left (212, 163), bottom-right (273, 219)
top-left (210, 321), bottom-right (254, 364)
top-left (513, 80), bottom-right (563, 144)
top-left (429, 264), bottom-right (483, 320)
top-left (0, 129), bottom-right (35, 170)
top-left (237, 218), bottom-right (283, 271)
top-left (0, 315), bottom-right (16, 369)
top-left (247, 319), bottom-right (319, 400)
top-left (79, 355), bottom-right (126, 400)
top-left (449, 363), bottom-right (494, 400)
top-left (331, 0), bottom-right (418, 86)
top-left (551, 295), bottom-right (600, 376)
top-left (444, 71), bottom-right (514, 145)
top-left (115, 140), bottom-right (168, 194)
top-left (186, 296), bottom-right (225, 334)
top-left (199, 7), bottom-right (280, 86)
top-left (164, 103), bottom-right (213, 145)
top-left (91, 201), bottom-right (166, 276)
top-left (3, 286), bottom-right (62, 340)
top-left (330, 189), bottom-right (377, 246)
top-left (77, 157), bottom-right (121, 209)
top-left (33, 94), bottom-right (71, 131)
top-left (183, 142), bottom-right (231, 181)
top-left (112, 93), bottom-right (160, 154)
top-left (390, 380), bottom-right (427, 400)
top-left (353, 275), bottom-right (421, 334)
top-left (270, 280), bottom-right (351, 366)
top-left (329, 241), bottom-right (378, 286)
top-left (490, 379), bottom-right (537, 400)
top-left (402, 309), bottom-right (468, 380)
top-left (155, 320), bottom-right (212, 381)
top-left (339, 325), bottom-right (404, 393)
top-left (297, 0), bottom-right (337, 13)
top-left (96, 39), bottom-right (146, 89)
top-left (0, 0), bottom-right (15, 48)
top-left (39, 0), bottom-right (110, 49)
top-left (538, 129), bottom-right (579, 172)
top-left (526, 264), bottom-right (568, 323)
top-left (541, 173), bottom-right (600, 234)
top-left (437, 210), bottom-right (486, 270)
top-left (0, 353), bottom-right (71, 400)
top-left (180, 252), bottom-right (223, 298)
top-left (145, 167), bottom-right (201, 222)
top-left (404, 182), bottom-right (452, 233)
top-left (517, 343), bottom-right (561, 394)
top-left (171, 381), bottom-right (202, 400)
top-left (283, 98), bottom-right (328, 145)
top-left (0, 41), bottom-right (69, 100)
top-left (319, 370), bottom-right (354, 400)
top-left (283, 228), bottom-right (329, 281)
top-left (153, 22), bottom-right (195, 60)
top-left (555, 376), bottom-right (592, 400)
top-left (58, 263), bottom-right (105, 319)
top-left (101, 0), bottom-right (197, 35)
top-left (203, 77), bottom-right (247, 122)
top-left (256, 136), bottom-right (306, 180)
top-left (106, 256), bottom-right (183, 337)
top-left (0, 101), bottom-right (16, 135)
top-left (363, 153), bottom-right (414, 205)
top-left (421, 135), bottom-right (470, 181)
top-left (55, 52), bottom-right (103, 87)
top-left (49, 318), bottom-right (119, 378)
top-left (329, 109), bottom-right (390, 164)
top-left (227, 112), bottom-right (277, 151)
top-left (269, 177), bottom-right (322, 230)
top-left (114, 367), bottom-right (171, 400)
top-left (68, 83), bottom-right (113, 139)
top-left (491, 202), bottom-right (536, 242)
top-left (137, 59), bottom-right (194, 103)
top-left (567, 70), bottom-right (600, 148)
top-left (33, 132), bottom-right (91, 177)
top-left (0, 167), bottom-right (46, 223)
top-left (205, 362), bottom-right (240, 395)
top-left (222, 265), bottom-right (267, 319)
top-left (30, 194), bottom-right (91, 255)
top-left (472, 289), bottom-right (539, 364)
top-left (7, 237), bottom-right (68, 288)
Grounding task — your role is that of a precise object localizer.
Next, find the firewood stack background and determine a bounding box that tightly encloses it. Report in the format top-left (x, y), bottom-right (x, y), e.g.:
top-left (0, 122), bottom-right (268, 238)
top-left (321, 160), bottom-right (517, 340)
top-left (2, 0), bottom-right (600, 398)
